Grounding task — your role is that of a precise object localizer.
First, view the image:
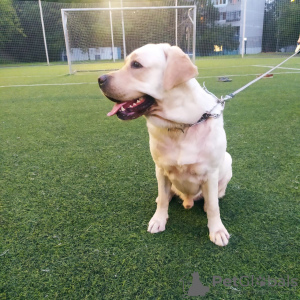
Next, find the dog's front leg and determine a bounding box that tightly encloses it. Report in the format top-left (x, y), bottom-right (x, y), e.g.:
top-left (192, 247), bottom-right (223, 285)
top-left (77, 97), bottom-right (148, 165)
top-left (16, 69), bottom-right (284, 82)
top-left (147, 165), bottom-right (172, 234)
top-left (202, 170), bottom-right (230, 246)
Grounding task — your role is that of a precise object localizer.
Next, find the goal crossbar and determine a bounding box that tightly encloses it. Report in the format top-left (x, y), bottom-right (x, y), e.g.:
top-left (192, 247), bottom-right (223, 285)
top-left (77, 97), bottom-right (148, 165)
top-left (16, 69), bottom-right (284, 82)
top-left (61, 5), bottom-right (196, 74)
top-left (61, 6), bottom-right (196, 12)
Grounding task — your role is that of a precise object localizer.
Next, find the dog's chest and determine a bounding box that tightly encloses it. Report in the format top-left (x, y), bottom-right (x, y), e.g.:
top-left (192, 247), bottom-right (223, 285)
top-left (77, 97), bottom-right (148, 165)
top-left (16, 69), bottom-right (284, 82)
top-left (164, 164), bottom-right (208, 185)
top-left (148, 122), bottom-right (226, 196)
top-left (150, 129), bottom-right (218, 174)
top-left (155, 144), bottom-right (210, 196)
top-left (149, 121), bottom-right (226, 171)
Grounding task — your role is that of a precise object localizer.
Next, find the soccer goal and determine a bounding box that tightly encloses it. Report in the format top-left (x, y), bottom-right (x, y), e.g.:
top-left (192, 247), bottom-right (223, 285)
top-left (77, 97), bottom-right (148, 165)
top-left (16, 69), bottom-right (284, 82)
top-left (61, 5), bottom-right (196, 74)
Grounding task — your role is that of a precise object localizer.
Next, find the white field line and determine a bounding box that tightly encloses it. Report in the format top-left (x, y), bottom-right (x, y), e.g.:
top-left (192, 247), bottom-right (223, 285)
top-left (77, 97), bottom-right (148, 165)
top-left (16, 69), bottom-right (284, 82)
top-left (252, 65), bottom-right (300, 71)
top-left (73, 64), bottom-right (266, 75)
top-left (0, 82), bottom-right (95, 88)
top-left (197, 64), bottom-right (259, 70)
top-left (73, 64), bottom-right (259, 74)
top-left (196, 71), bottom-right (300, 79)
top-left (1, 71), bottom-right (299, 88)
top-left (0, 74), bottom-right (66, 78)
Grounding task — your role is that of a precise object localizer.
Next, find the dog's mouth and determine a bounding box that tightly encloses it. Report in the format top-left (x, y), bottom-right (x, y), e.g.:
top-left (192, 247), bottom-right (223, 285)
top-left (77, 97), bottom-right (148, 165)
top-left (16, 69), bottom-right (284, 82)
top-left (106, 95), bottom-right (155, 120)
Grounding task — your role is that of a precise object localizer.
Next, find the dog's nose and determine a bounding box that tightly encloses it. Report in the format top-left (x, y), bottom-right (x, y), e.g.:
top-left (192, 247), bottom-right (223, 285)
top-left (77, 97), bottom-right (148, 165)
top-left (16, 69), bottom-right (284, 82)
top-left (98, 75), bottom-right (108, 88)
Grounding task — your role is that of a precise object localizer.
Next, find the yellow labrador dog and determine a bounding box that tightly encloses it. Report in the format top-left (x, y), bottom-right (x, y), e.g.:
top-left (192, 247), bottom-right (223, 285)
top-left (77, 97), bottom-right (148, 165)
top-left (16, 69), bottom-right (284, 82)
top-left (98, 44), bottom-right (232, 246)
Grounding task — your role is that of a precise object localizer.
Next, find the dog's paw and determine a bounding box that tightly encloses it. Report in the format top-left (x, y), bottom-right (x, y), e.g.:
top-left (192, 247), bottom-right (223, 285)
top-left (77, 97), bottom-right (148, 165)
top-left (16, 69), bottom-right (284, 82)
top-left (209, 225), bottom-right (230, 247)
top-left (147, 211), bottom-right (168, 234)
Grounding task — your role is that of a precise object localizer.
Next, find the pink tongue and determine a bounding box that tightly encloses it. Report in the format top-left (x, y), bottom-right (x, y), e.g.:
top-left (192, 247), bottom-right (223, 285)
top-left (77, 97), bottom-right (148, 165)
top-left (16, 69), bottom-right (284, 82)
top-left (107, 103), bottom-right (126, 117)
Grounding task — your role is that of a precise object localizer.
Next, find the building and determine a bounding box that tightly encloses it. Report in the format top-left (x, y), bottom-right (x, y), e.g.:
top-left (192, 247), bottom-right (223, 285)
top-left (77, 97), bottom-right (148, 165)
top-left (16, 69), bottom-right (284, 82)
top-left (212, 0), bottom-right (265, 54)
top-left (61, 47), bottom-right (121, 62)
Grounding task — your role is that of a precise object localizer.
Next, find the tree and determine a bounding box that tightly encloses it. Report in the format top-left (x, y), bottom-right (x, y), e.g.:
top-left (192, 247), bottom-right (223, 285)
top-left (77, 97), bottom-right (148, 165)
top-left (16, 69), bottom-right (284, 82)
top-left (0, 0), bottom-right (24, 50)
top-left (12, 1), bottom-right (48, 62)
top-left (262, 0), bottom-right (277, 52)
top-left (195, 0), bottom-right (239, 56)
top-left (277, 0), bottom-right (300, 49)
top-left (262, 0), bottom-right (300, 52)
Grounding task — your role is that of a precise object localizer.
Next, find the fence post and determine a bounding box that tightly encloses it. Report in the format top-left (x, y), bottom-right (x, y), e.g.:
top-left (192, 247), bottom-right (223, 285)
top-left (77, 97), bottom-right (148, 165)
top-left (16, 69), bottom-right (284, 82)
top-left (192, 5), bottom-right (196, 62)
top-left (109, 1), bottom-right (116, 62)
top-left (121, 0), bottom-right (127, 59)
top-left (175, 0), bottom-right (178, 46)
top-left (241, 0), bottom-right (247, 58)
top-left (38, 0), bottom-right (49, 65)
top-left (61, 10), bottom-right (73, 74)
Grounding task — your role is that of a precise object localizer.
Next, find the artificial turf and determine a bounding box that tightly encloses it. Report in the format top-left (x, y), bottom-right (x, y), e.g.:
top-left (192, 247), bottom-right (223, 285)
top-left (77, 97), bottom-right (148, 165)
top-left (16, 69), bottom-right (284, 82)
top-left (0, 56), bottom-right (299, 299)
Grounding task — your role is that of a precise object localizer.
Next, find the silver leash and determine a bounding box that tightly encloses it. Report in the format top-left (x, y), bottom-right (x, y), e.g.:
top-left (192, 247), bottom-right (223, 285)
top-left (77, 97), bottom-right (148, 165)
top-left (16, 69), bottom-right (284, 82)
top-left (222, 50), bottom-right (300, 102)
top-left (192, 48), bottom-right (299, 127)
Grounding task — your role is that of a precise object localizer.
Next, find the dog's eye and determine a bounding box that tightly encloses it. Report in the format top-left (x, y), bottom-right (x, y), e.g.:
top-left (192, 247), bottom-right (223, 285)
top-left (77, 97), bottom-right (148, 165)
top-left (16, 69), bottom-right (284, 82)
top-left (131, 61), bottom-right (143, 69)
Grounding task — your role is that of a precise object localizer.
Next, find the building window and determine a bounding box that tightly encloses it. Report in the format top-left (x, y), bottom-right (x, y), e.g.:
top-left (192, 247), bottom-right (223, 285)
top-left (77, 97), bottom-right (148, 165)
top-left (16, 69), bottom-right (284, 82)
top-left (219, 12), bottom-right (227, 21)
top-left (226, 10), bottom-right (241, 22)
top-left (213, 0), bottom-right (227, 6)
top-left (234, 26), bottom-right (240, 37)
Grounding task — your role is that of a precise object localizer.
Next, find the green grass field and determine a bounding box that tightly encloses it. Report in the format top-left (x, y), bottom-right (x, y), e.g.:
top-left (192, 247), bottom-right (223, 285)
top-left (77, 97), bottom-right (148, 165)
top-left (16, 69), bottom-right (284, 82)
top-left (1, 56), bottom-right (299, 299)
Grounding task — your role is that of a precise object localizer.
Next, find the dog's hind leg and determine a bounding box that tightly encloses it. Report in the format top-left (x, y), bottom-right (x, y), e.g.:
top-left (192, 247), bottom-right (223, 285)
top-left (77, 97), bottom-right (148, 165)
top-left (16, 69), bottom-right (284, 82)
top-left (218, 152), bottom-right (232, 198)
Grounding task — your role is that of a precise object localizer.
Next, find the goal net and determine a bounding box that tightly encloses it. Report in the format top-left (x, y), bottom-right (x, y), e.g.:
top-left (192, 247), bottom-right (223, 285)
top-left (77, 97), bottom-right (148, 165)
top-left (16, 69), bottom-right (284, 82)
top-left (61, 5), bottom-right (196, 74)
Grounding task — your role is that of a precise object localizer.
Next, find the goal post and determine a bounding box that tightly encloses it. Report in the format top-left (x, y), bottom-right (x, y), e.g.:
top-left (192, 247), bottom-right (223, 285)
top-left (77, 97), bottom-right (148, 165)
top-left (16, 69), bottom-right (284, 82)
top-left (61, 5), bottom-right (196, 74)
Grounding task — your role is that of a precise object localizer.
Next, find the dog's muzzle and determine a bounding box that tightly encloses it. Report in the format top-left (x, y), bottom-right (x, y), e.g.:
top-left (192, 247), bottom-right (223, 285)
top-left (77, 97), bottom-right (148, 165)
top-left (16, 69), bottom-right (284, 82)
top-left (98, 74), bottom-right (107, 86)
top-left (98, 75), bottom-right (155, 121)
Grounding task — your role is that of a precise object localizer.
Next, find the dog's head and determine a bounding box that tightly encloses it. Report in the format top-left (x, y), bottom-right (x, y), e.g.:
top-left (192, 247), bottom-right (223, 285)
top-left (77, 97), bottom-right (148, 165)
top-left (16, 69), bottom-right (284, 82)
top-left (98, 43), bottom-right (198, 121)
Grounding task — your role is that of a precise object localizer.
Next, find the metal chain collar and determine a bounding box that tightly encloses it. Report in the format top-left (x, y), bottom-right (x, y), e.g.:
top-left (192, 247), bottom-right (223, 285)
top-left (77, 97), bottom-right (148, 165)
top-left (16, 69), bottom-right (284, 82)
top-left (190, 83), bottom-right (228, 127)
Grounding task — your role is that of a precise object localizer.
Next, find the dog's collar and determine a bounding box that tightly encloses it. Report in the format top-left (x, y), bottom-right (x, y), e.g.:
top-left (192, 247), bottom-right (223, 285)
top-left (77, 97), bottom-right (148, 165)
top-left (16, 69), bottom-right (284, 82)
top-left (190, 83), bottom-right (226, 127)
top-left (165, 84), bottom-right (225, 132)
top-left (167, 107), bottom-right (223, 133)
top-left (167, 101), bottom-right (225, 132)
top-left (190, 98), bottom-right (225, 127)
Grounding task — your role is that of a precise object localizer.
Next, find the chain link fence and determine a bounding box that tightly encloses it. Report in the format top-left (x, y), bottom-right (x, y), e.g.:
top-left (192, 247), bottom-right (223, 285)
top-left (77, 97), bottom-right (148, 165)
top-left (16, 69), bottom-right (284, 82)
top-left (0, 0), bottom-right (299, 65)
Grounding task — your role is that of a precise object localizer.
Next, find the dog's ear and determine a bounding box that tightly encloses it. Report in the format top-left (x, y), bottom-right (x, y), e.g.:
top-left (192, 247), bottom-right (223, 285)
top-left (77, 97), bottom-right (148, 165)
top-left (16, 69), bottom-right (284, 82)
top-left (163, 46), bottom-right (198, 91)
